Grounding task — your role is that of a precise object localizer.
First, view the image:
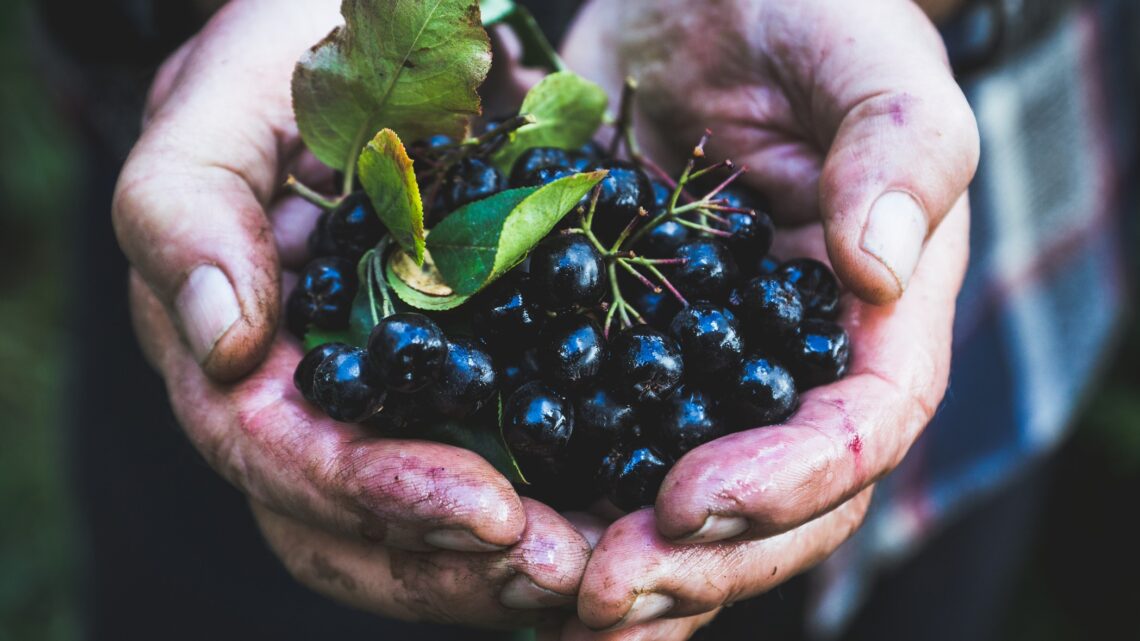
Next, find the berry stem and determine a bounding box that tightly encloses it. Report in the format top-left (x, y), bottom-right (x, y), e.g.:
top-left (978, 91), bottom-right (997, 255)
top-left (609, 77), bottom-right (638, 158)
top-left (672, 217), bottom-right (733, 238)
top-left (285, 175), bottom-right (341, 210)
top-left (502, 6), bottom-right (569, 72)
top-left (616, 258), bottom-right (663, 293)
top-left (637, 260), bottom-right (689, 307)
top-left (467, 114), bottom-right (536, 148)
top-left (609, 208), bottom-right (649, 253)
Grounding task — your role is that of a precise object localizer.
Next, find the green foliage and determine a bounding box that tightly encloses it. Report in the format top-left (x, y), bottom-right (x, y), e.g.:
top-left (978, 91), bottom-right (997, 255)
top-left (292, 0), bottom-right (492, 173)
top-left (385, 248), bottom-right (472, 311)
top-left (479, 0), bottom-right (514, 24)
top-left (491, 71), bottom-right (608, 172)
top-left (426, 171), bottom-right (607, 295)
top-left (358, 129), bottom-right (426, 263)
top-left (420, 410), bottom-right (527, 484)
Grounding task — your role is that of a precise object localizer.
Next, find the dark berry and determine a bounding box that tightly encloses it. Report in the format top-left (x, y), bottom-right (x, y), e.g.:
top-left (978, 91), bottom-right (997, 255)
top-left (367, 313), bottom-right (448, 393)
top-left (756, 255), bottom-right (781, 275)
top-left (778, 258), bottom-right (840, 319)
top-left (427, 337), bottom-right (498, 418)
top-left (721, 211), bottom-right (775, 266)
top-left (785, 319), bottom-right (851, 389)
top-left (605, 326), bottom-right (684, 404)
top-left (325, 191), bottom-right (384, 259)
top-left (510, 147), bottom-right (573, 186)
top-left (442, 157), bottom-right (507, 211)
top-left (649, 180), bottom-right (673, 213)
top-left (471, 273), bottom-right (544, 349)
top-left (311, 346), bottom-right (387, 423)
top-left (606, 445), bottom-right (671, 512)
top-left (653, 385), bottom-right (724, 459)
top-left (529, 234), bottom-right (606, 312)
top-left (498, 349), bottom-right (540, 398)
top-left (286, 257), bottom-right (358, 338)
top-left (574, 386), bottom-right (638, 451)
top-left (721, 354), bottom-right (798, 430)
top-left (362, 390), bottom-right (424, 435)
top-left (536, 314), bottom-right (607, 388)
top-left (668, 303), bottom-right (744, 375)
top-left (294, 342), bottom-right (348, 403)
top-left (730, 275), bottom-right (804, 342)
top-left (636, 219), bottom-right (690, 257)
top-left (628, 288), bottom-right (682, 329)
top-left (307, 211), bottom-right (338, 258)
top-left (589, 160), bottom-right (653, 241)
top-left (670, 239), bottom-right (740, 302)
top-left (577, 140), bottom-right (607, 162)
top-left (502, 381), bottom-right (575, 476)
top-left (514, 165), bottom-right (574, 189)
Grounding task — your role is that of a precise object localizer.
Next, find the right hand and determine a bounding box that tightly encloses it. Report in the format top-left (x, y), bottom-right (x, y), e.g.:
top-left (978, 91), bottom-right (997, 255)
top-left (115, 0), bottom-right (589, 624)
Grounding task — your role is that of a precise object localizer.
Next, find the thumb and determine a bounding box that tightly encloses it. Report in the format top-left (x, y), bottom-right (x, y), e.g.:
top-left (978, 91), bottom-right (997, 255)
top-left (815, 1), bottom-right (979, 304)
top-left (113, 0), bottom-right (340, 381)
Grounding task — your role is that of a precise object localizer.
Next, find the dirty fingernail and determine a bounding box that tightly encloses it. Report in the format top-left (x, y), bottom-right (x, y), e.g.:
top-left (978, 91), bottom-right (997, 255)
top-left (175, 265), bottom-right (241, 363)
top-left (861, 191), bottom-right (928, 295)
top-left (606, 593), bottom-right (675, 631)
top-left (424, 528), bottom-right (508, 553)
top-left (676, 515), bottom-right (749, 544)
top-left (500, 574), bottom-right (575, 609)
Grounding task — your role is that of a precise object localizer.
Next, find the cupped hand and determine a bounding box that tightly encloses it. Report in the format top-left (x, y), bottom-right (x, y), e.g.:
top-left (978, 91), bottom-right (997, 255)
top-left (116, 0), bottom-right (588, 626)
top-left (555, 0), bottom-right (977, 636)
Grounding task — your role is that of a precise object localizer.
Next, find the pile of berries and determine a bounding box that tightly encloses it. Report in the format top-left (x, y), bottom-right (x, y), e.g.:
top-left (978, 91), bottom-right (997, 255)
top-left (288, 135), bottom-right (850, 512)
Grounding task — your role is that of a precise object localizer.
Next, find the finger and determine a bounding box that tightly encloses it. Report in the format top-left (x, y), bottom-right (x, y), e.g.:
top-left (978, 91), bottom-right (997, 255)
top-left (130, 273), bottom-right (527, 552)
top-left (540, 610), bottom-right (719, 641)
top-left (579, 491), bottom-right (872, 631)
top-left (113, 0), bottom-right (341, 381)
top-left (255, 498), bottom-right (589, 626)
top-left (655, 199), bottom-right (968, 544)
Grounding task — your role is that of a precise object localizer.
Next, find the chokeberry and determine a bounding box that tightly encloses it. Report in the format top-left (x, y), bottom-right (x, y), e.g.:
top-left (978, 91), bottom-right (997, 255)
top-left (636, 219), bottom-right (690, 258)
top-left (362, 390), bottom-right (424, 435)
top-left (606, 326), bottom-right (684, 404)
top-left (628, 288), bottom-right (682, 329)
top-left (510, 147), bottom-right (573, 187)
top-left (589, 160), bottom-right (653, 242)
top-left (514, 165), bottom-right (573, 189)
top-left (653, 385), bottom-right (723, 459)
top-left (294, 342), bottom-right (348, 403)
top-left (785, 319), bottom-right (851, 389)
top-left (649, 179), bottom-right (673, 213)
top-left (721, 211), bottom-right (775, 266)
top-left (669, 303), bottom-right (744, 375)
top-left (286, 257), bottom-right (358, 338)
top-left (536, 314), bottom-right (607, 388)
top-left (606, 445), bottom-right (670, 512)
top-left (721, 354), bottom-right (798, 430)
top-left (367, 313), bottom-right (448, 393)
top-left (427, 337), bottom-right (498, 418)
top-left (498, 349), bottom-right (540, 398)
top-left (502, 381), bottom-right (575, 475)
top-left (442, 157), bottom-right (507, 211)
top-left (778, 258), bottom-right (840, 319)
top-left (325, 191), bottom-right (385, 260)
top-left (471, 273), bottom-right (544, 349)
top-left (311, 346), bottom-right (387, 423)
top-left (670, 239), bottom-right (740, 302)
top-left (576, 140), bottom-right (606, 163)
top-left (574, 386), bottom-right (638, 451)
top-left (730, 275), bottom-right (804, 343)
top-left (529, 234), bottom-right (606, 312)
top-left (307, 211), bottom-right (339, 258)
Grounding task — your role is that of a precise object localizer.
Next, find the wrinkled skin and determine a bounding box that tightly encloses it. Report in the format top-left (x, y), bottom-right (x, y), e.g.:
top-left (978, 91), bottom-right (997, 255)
top-left (113, 0), bottom-right (976, 638)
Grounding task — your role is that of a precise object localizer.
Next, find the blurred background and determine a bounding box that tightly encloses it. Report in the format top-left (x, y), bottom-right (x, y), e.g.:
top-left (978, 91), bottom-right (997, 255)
top-left (1, 0), bottom-right (1139, 639)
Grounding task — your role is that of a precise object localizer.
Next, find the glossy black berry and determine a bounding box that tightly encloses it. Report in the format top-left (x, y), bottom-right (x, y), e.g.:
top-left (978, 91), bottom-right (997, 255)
top-left (606, 326), bottom-right (684, 404)
top-left (442, 157), bottom-right (507, 211)
top-left (286, 257), bottom-right (358, 338)
top-left (529, 234), bottom-right (606, 312)
top-left (721, 211), bottom-right (775, 267)
top-left (576, 140), bottom-right (606, 163)
top-left (649, 180), bottom-right (673, 213)
top-left (730, 275), bottom-right (804, 342)
top-left (367, 313), bottom-right (448, 393)
top-left (510, 147), bottom-right (573, 186)
top-left (502, 381), bottom-right (575, 475)
top-left (536, 314), bottom-right (607, 388)
top-left (653, 385), bottom-right (723, 459)
top-left (589, 160), bottom-right (653, 241)
top-left (669, 303), bottom-right (744, 375)
top-left (778, 258), bottom-right (840, 319)
top-left (670, 239), bottom-right (740, 302)
top-left (324, 191), bottom-right (384, 259)
top-left (471, 274), bottom-right (544, 349)
top-left (628, 288), bottom-right (682, 329)
top-left (606, 445), bottom-right (671, 512)
top-left (785, 319), bottom-right (851, 389)
top-left (498, 349), bottom-right (540, 398)
top-left (294, 342), bottom-right (348, 403)
top-left (427, 337), bottom-right (498, 418)
top-left (574, 386), bottom-right (638, 451)
top-left (721, 354), bottom-right (798, 430)
top-left (514, 165), bottom-right (573, 189)
top-left (307, 211), bottom-right (338, 258)
top-left (311, 346), bottom-right (387, 423)
top-left (636, 219), bottom-right (690, 258)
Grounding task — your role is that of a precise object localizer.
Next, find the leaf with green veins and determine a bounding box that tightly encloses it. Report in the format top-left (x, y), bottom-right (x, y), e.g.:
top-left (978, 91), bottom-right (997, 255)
top-left (427, 171), bottom-right (607, 296)
top-left (386, 247), bottom-right (472, 311)
top-left (292, 0), bottom-right (491, 173)
top-left (479, 0), bottom-right (514, 25)
top-left (490, 71), bottom-right (607, 172)
top-left (358, 129), bottom-right (425, 263)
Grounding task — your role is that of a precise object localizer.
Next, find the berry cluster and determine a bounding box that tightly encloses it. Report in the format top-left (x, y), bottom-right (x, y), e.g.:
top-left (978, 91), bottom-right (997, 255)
top-left (287, 128), bottom-right (850, 512)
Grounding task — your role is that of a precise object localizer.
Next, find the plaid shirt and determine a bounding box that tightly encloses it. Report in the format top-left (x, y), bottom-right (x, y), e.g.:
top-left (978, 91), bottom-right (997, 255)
top-left (807, 2), bottom-right (1138, 635)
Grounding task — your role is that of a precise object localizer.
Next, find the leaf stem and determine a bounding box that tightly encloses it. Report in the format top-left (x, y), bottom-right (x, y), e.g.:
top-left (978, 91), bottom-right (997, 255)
top-left (609, 77), bottom-right (638, 158)
top-left (286, 175), bottom-right (341, 210)
top-left (503, 6), bottom-right (568, 72)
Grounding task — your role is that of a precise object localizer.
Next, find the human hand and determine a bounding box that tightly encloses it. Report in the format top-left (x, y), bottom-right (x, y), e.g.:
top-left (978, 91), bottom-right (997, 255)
top-left (551, 0), bottom-right (978, 636)
top-left (116, 0), bottom-right (589, 626)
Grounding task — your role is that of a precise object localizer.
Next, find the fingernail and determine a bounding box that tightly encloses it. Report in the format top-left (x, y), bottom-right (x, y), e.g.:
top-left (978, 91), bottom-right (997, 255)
top-left (607, 593), bottom-right (675, 631)
top-left (499, 574), bottom-right (575, 610)
top-left (676, 515), bottom-right (749, 544)
top-left (175, 265), bottom-right (241, 363)
top-left (424, 528), bottom-right (508, 553)
top-left (861, 192), bottom-right (928, 295)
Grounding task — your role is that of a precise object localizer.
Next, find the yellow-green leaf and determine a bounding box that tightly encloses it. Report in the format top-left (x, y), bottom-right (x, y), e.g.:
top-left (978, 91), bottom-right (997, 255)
top-left (358, 129), bottom-right (425, 263)
top-left (491, 71), bottom-right (608, 173)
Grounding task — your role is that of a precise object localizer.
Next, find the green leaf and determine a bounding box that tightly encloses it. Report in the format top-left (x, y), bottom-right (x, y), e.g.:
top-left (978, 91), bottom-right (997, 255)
top-left (386, 247), bottom-right (472, 311)
top-left (420, 409), bottom-right (527, 483)
top-left (490, 71), bottom-right (607, 172)
top-left (292, 0), bottom-right (492, 173)
top-left (479, 0), bottom-right (514, 25)
top-left (358, 129), bottom-right (425, 263)
top-left (302, 327), bottom-right (352, 352)
top-left (427, 171), bottom-right (607, 296)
